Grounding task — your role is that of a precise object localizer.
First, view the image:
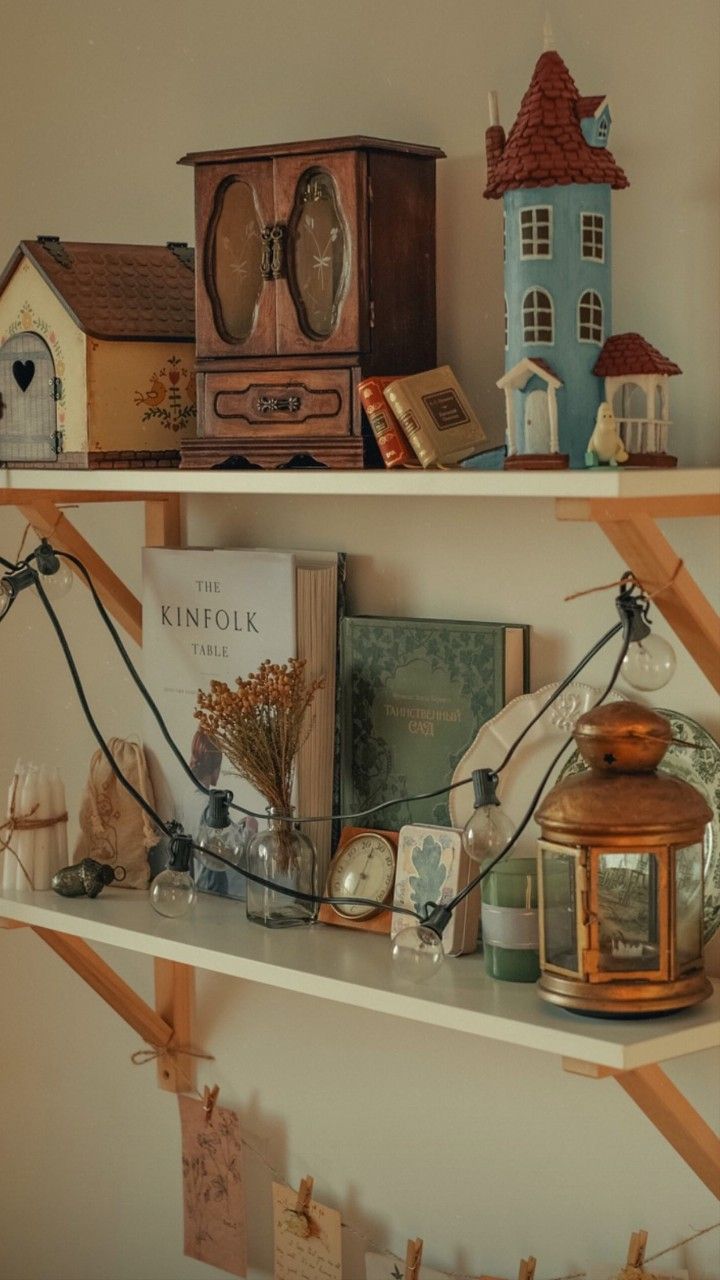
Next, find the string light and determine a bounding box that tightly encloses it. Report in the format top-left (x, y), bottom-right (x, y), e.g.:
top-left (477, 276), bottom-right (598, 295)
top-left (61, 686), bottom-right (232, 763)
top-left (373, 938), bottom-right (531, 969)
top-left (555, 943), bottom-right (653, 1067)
top-left (0, 542), bottom-right (669, 940)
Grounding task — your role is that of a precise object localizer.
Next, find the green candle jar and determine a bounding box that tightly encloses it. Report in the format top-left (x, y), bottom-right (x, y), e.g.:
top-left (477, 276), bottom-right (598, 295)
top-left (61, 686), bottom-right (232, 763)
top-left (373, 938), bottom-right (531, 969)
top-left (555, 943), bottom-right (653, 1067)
top-left (481, 857), bottom-right (540, 982)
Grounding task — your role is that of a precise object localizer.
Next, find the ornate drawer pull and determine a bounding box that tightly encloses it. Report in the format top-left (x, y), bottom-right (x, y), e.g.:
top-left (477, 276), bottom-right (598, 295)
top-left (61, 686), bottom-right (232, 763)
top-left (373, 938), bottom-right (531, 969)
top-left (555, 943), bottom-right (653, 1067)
top-left (256, 394), bottom-right (302, 414)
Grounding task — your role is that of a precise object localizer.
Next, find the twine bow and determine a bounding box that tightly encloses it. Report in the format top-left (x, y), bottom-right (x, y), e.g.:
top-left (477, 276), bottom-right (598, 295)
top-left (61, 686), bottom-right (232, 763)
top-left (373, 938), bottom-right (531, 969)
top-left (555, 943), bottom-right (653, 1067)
top-left (130, 1040), bottom-right (215, 1097)
top-left (565, 562), bottom-right (684, 604)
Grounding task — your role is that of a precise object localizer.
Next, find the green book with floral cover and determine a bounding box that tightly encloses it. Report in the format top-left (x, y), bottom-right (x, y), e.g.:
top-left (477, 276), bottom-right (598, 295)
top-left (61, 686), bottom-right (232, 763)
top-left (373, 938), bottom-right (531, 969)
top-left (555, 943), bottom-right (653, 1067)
top-left (339, 615), bottom-right (529, 831)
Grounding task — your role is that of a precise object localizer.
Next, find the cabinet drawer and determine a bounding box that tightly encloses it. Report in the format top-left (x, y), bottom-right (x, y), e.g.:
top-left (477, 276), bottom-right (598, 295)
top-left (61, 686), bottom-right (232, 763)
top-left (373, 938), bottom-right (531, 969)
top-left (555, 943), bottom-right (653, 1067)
top-left (202, 369), bottom-right (352, 439)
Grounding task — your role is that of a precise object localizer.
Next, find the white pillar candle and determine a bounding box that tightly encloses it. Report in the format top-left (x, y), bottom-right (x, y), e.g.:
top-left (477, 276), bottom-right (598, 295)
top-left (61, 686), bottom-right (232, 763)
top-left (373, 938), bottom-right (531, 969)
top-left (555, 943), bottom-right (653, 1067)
top-left (33, 764), bottom-right (53, 890)
top-left (15, 765), bottom-right (39, 891)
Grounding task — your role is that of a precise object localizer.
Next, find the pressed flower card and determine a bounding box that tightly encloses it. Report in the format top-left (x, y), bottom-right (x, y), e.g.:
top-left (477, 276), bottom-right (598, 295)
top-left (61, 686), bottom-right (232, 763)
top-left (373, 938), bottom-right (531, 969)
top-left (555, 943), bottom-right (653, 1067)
top-left (179, 1095), bottom-right (247, 1277)
top-left (272, 1181), bottom-right (342, 1280)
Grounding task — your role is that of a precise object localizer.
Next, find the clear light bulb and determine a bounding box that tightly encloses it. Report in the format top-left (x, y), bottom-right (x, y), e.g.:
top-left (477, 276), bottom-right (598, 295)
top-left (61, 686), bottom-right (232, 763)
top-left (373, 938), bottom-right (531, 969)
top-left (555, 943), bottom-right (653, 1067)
top-left (150, 868), bottom-right (197, 917)
top-left (391, 923), bottom-right (445, 981)
top-left (39, 560), bottom-right (73, 601)
top-left (150, 833), bottom-right (197, 918)
top-left (0, 579), bottom-right (13, 620)
top-left (461, 768), bottom-right (512, 863)
top-left (622, 633), bottom-right (677, 691)
top-left (462, 802), bottom-right (514, 863)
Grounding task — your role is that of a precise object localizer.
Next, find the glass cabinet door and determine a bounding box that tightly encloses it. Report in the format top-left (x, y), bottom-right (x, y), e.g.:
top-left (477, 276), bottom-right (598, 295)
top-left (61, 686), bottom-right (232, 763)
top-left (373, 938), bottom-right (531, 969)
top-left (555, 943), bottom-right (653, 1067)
top-left (275, 151), bottom-right (365, 356)
top-left (287, 169), bottom-right (349, 340)
top-left (195, 161), bottom-right (277, 359)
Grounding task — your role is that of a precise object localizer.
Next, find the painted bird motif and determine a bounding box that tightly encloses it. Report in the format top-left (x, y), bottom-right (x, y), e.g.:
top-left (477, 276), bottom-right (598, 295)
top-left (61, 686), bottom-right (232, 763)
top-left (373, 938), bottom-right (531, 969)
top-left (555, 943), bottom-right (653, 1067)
top-left (134, 374), bottom-right (167, 408)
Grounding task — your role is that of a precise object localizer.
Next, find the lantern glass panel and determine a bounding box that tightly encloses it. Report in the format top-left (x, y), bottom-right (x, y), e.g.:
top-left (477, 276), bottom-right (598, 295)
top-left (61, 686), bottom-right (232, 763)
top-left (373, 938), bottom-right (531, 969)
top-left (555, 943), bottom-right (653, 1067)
top-left (597, 851), bottom-right (659, 971)
top-left (541, 846), bottom-right (580, 973)
top-left (675, 843), bottom-right (703, 971)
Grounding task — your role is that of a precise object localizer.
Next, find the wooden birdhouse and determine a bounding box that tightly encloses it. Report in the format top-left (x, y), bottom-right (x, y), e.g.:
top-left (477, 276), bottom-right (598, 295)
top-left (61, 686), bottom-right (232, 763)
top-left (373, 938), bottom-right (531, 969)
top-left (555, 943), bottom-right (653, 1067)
top-left (0, 238), bottom-right (197, 468)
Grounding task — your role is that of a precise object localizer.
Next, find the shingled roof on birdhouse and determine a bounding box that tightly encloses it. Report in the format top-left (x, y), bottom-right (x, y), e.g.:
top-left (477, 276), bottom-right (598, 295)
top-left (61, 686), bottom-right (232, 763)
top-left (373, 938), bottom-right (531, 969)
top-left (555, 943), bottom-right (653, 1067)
top-left (594, 332), bottom-right (682, 377)
top-left (484, 50), bottom-right (629, 197)
top-left (0, 239), bottom-right (195, 341)
top-left (0, 237), bottom-right (197, 468)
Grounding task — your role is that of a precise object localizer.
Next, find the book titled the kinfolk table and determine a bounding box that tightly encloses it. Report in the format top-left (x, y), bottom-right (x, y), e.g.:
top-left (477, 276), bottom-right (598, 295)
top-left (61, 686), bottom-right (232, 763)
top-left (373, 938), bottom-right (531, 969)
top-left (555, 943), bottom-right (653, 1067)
top-left (142, 545), bottom-right (342, 891)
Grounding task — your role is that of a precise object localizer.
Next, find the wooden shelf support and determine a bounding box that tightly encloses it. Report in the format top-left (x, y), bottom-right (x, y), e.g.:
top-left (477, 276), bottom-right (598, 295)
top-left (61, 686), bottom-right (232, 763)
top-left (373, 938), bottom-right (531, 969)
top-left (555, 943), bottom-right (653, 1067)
top-left (562, 1056), bottom-right (720, 1198)
top-left (556, 495), bottom-right (720, 692)
top-left (29, 927), bottom-right (197, 1093)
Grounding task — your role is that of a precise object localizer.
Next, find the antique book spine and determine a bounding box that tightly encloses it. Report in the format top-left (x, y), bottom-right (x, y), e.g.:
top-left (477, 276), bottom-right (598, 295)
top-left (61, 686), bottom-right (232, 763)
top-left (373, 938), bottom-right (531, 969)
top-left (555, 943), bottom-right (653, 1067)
top-left (382, 383), bottom-right (436, 467)
top-left (357, 377), bottom-right (417, 468)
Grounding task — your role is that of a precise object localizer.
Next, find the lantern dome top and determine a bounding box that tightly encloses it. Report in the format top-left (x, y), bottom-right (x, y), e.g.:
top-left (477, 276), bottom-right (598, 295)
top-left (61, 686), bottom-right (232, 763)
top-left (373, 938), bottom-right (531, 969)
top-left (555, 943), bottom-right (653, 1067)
top-left (535, 768), bottom-right (712, 840)
top-left (573, 701), bottom-right (672, 773)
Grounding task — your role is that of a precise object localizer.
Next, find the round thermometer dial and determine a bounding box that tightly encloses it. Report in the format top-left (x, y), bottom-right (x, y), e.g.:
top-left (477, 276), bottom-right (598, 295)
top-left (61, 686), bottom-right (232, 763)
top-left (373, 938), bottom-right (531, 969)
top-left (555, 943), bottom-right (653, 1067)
top-left (327, 833), bottom-right (396, 919)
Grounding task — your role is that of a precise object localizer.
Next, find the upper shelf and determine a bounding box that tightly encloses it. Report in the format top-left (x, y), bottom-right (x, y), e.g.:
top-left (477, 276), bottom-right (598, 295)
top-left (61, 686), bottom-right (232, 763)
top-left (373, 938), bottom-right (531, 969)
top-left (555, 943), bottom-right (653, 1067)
top-left (1, 886), bottom-right (718, 1071)
top-left (1, 466), bottom-right (719, 501)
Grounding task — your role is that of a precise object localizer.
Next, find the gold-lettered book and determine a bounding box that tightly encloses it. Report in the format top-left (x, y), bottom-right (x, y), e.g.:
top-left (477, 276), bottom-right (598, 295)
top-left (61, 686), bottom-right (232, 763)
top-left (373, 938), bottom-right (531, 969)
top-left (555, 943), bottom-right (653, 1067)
top-left (384, 365), bottom-right (488, 467)
top-left (339, 614), bottom-right (529, 832)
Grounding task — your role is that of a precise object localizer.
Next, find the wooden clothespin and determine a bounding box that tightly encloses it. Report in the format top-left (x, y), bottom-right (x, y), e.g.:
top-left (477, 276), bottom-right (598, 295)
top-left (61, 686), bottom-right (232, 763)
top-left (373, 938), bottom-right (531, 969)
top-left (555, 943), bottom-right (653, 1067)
top-left (295, 1175), bottom-right (314, 1217)
top-left (518, 1258), bottom-right (537, 1280)
top-left (627, 1231), bottom-right (648, 1269)
top-left (404, 1237), bottom-right (423, 1280)
top-left (202, 1083), bottom-right (219, 1126)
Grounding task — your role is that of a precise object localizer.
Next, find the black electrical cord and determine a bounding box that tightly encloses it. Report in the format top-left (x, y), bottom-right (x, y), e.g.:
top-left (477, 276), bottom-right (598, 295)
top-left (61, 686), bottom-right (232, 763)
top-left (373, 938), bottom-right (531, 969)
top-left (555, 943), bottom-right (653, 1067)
top-left (30, 573), bottom-right (422, 922)
top-left (49, 548), bottom-right (623, 829)
top-left (443, 617), bottom-right (634, 916)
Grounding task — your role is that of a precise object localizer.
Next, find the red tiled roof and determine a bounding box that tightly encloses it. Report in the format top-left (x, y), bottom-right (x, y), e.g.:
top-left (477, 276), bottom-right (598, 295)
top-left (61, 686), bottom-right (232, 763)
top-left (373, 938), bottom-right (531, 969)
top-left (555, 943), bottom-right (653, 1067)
top-left (485, 51), bottom-right (629, 198)
top-left (527, 357), bottom-right (563, 384)
top-left (577, 95), bottom-right (606, 119)
top-left (4, 241), bottom-right (195, 341)
top-left (594, 333), bottom-right (682, 377)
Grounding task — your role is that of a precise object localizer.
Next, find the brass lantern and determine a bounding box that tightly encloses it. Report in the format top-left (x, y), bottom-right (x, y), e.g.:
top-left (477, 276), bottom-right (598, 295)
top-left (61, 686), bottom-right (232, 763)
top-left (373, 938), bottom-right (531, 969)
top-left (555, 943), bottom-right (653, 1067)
top-left (535, 702), bottom-right (712, 1016)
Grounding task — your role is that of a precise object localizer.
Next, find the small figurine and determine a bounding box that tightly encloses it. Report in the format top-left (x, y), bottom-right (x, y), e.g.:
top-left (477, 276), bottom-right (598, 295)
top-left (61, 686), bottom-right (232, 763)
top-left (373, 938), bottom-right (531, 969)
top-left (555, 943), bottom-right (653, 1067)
top-left (52, 858), bottom-right (126, 899)
top-left (585, 401), bottom-right (629, 467)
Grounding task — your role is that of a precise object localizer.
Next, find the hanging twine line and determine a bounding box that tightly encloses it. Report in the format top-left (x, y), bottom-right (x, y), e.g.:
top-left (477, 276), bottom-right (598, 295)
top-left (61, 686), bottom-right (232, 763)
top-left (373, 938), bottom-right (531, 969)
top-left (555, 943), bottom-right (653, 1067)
top-left (564, 562), bottom-right (684, 604)
top-left (221, 1104), bottom-right (720, 1279)
top-left (130, 1040), bottom-right (215, 1098)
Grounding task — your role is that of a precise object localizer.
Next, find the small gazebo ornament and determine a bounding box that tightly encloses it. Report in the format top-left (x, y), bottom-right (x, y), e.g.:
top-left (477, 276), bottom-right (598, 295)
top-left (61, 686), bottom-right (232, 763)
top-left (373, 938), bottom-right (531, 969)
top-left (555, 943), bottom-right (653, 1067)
top-left (535, 701), bottom-right (712, 1015)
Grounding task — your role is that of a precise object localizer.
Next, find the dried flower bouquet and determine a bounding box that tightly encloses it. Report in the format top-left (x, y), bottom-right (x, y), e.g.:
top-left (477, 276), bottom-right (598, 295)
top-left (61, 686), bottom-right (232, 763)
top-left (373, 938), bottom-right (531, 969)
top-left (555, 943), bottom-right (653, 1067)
top-left (195, 658), bottom-right (324, 819)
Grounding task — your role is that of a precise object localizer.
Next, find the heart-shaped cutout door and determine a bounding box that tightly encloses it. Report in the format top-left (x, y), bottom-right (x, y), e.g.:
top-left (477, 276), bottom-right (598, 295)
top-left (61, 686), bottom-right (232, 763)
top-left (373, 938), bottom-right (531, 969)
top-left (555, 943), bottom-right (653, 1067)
top-left (12, 360), bottom-right (35, 392)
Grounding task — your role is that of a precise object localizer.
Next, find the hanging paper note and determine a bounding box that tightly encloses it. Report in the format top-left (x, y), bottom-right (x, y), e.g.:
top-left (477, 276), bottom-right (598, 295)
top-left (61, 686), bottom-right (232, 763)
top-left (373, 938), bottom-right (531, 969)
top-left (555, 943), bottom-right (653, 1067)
top-left (590, 1269), bottom-right (688, 1280)
top-left (179, 1095), bottom-right (247, 1277)
top-left (272, 1181), bottom-right (342, 1280)
top-left (365, 1252), bottom-right (470, 1280)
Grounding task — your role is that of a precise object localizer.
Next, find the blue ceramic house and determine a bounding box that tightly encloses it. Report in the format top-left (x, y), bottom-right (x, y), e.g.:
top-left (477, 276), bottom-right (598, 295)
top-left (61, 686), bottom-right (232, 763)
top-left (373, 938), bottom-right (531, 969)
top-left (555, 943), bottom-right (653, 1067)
top-left (485, 48), bottom-right (630, 467)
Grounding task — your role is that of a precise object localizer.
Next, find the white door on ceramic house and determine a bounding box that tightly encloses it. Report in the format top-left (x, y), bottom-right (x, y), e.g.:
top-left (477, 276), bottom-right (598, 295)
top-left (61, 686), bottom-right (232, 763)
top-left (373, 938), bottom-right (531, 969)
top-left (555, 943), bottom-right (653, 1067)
top-left (524, 389), bottom-right (550, 454)
top-left (0, 332), bottom-right (58, 462)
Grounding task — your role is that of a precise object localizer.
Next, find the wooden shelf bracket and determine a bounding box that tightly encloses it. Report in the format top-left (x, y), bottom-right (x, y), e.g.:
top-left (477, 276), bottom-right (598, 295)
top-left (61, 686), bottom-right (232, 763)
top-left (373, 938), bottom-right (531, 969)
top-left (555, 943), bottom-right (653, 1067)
top-left (562, 1056), bottom-right (720, 1199)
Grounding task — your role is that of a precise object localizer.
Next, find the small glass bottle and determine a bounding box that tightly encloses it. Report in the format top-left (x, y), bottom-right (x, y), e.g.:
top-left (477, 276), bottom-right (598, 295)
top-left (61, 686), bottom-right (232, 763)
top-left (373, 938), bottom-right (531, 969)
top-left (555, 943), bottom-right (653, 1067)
top-left (245, 807), bottom-right (317, 928)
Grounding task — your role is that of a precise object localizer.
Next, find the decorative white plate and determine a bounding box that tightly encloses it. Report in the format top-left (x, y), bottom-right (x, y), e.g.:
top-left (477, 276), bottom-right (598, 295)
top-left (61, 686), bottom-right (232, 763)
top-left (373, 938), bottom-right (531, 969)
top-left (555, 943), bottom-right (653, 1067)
top-left (448, 682), bottom-right (625, 858)
top-left (558, 707), bottom-right (720, 945)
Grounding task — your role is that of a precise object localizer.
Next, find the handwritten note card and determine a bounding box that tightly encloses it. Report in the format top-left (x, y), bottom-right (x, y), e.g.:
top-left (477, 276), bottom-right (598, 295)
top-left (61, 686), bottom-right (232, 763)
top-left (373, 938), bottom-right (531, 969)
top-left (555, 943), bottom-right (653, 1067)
top-left (179, 1095), bottom-right (247, 1277)
top-left (272, 1182), bottom-right (342, 1280)
top-left (365, 1251), bottom-right (466, 1280)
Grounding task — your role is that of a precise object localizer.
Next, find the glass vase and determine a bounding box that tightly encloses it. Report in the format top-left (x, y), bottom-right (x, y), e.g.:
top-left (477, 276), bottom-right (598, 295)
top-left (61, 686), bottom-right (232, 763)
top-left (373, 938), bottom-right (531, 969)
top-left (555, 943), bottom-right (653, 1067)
top-left (245, 807), bottom-right (317, 928)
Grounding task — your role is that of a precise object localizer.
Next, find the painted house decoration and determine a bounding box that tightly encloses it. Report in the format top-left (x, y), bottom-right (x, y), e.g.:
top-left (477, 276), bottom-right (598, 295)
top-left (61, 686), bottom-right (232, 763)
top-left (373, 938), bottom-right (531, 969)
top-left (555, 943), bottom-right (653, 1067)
top-left (0, 238), bottom-right (197, 469)
top-left (485, 43), bottom-right (681, 468)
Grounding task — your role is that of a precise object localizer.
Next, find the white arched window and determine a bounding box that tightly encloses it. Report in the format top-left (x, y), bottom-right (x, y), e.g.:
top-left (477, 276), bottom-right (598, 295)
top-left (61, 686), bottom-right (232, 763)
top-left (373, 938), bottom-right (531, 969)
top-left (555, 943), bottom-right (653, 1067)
top-left (578, 290), bottom-right (603, 344)
top-left (522, 288), bottom-right (554, 344)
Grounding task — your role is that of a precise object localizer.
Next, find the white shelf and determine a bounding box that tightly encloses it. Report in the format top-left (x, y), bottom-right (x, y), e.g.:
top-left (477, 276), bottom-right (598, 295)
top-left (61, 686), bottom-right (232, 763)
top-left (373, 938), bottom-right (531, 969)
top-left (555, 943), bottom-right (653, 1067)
top-left (2, 887), bottom-right (718, 1071)
top-left (1, 465), bottom-right (719, 500)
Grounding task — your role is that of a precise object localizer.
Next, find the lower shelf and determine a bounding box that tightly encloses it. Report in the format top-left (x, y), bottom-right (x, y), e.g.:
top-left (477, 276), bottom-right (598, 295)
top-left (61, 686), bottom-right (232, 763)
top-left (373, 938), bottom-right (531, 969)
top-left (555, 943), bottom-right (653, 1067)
top-left (1, 887), bottom-right (718, 1071)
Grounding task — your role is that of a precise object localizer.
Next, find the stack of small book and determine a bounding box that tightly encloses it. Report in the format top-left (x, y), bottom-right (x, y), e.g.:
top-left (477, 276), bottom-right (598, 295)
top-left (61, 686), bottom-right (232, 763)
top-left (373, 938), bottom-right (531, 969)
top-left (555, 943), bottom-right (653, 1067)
top-left (358, 365), bottom-right (505, 469)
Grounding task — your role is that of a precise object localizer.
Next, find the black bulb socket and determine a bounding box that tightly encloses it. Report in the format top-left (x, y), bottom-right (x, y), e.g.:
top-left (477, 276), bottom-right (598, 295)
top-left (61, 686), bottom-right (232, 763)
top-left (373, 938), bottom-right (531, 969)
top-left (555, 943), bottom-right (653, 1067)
top-left (203, 789), bottom-right (233, 830)
top-left (169, 833), bottom-right (194, 873)
top-left (421, 902), bottom-right (453, 937)
top-left (471, 768), bottom-right (501, 808)
top-left (35, 539), bottom-right (62, 576)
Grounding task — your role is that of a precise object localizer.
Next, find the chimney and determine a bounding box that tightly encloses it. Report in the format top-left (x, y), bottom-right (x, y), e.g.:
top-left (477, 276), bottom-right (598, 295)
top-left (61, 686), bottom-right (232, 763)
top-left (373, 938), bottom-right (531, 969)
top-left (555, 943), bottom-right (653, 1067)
top-left (485, 91), bottom-right (505, 186)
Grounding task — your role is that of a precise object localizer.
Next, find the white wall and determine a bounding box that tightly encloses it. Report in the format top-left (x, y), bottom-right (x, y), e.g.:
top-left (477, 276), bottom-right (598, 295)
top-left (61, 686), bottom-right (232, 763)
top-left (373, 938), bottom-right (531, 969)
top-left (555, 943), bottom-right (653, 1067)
top-left (0, 3), bottom-right (719, 1279)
